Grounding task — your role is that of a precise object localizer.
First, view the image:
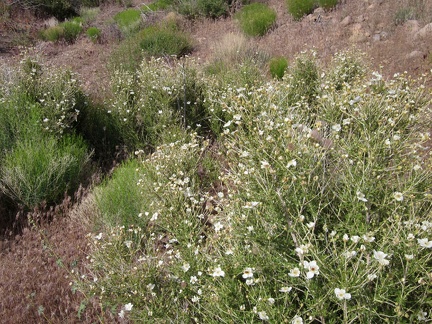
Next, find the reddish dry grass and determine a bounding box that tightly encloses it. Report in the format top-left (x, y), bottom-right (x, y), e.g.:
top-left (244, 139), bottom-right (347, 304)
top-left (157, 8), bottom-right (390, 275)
top-left (0, 192), bottom-right (116, 323)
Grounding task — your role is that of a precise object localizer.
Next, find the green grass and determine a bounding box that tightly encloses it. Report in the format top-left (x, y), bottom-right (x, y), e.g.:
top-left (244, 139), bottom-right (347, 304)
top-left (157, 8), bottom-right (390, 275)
top-left (42, 25), bottom-right (64, 42)
top-left (269, 56), bottom-right (288, 79)
top-left (62, 20), bottom-right (83, 43)
top-left (86, 26), bottom-right (101, 42)
top-left (114, 8), bottom-right (141, 34)
top-left (235, 3), bottom-right (277, 36)
top-left (139, 25), bottom-right (193, 57)
top-left (0, 135), bottom-right (90, 209)
top-left (317, 0), bottom-right (338, 10)
top-left (141, 0), bottom-right (174, 12)
top-left (286, 0), bottom-right (315, 20)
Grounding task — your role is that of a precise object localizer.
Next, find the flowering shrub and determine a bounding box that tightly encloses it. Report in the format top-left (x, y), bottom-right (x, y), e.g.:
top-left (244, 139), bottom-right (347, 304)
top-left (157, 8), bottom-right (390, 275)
top-left (79, 53), bottom-right (432, 322)
top-left (107, 57), bottom-right (209, 150)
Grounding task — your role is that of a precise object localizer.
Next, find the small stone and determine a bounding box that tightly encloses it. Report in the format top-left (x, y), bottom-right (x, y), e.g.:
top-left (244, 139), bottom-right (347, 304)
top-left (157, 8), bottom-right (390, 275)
top-left (372, 34), bottom-right (381, 42)
top-left (340, 15), bottom-right (352, 27)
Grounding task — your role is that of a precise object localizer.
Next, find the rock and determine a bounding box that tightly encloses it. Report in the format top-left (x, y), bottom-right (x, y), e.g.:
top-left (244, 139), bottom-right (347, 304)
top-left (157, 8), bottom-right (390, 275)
top-left (340, 15), bottom-right (352, 27)
top-left (406, 51), bottom-right (423, 59)
top-left (415, 22), bottom-right (432, 38)
top-left (372, 33), bottom-right (381, 42)
top-left (354, 15), bottom-right (366, 23)
top-left (350, 23), bottom-right (368, 42)
top-left (404, 20), bottom-right (420, 32)
top-left (314, 7), bottom-right (325, 15)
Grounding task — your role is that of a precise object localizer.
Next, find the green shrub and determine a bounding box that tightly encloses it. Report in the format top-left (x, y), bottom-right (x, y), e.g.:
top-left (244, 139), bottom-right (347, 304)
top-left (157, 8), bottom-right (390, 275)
top-left (42, 25), bottom-right (64, 42)
top-left (286, 0), bottom-right (315, 20)
top-left (287, 52), bottom-right (319, 105)
top-left (142, 0), bottom-right (174, 12)
top-left (86, 26), bottom-right (101, 42)
top-left (197, 0), bottom-right (228, 18)
top-left (0, 135), bottom-right (90, 209)
top-left (317, 0), bottom-right (338, 10)
top-left (269, 56), bottom-right (288, 79)
top-left (61, 20), bottom-right (83, 43)
top-left (235, 3), bottom-right (277, 37)
top-left (114, 8), bottom-right (142, 34)
top-left (139, 26), bottom-right (193, 57)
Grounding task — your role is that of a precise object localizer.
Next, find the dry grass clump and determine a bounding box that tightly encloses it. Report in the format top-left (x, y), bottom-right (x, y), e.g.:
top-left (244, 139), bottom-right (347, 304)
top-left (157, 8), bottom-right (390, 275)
top-left (210, 32), bottom-right (269, 68)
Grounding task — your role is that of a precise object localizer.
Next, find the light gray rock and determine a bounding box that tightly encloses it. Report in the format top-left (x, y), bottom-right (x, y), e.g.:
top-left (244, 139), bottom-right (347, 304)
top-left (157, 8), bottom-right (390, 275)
top-left (406, 51), bottom-right (423, 59)
top-left (415, 22), bottom-right (432, 38)
top-left (340, 15), bottom-right (352, 27)
top-left (404, 20), bottom-right (420, 34)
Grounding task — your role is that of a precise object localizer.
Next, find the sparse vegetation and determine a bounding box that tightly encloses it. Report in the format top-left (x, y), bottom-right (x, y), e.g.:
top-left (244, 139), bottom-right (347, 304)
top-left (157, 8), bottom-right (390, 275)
top-left (235, 3), bottom-right (277, 36)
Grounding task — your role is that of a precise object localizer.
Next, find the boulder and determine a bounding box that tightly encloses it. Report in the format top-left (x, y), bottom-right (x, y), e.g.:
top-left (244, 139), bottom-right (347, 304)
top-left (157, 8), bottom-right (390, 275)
top-left (415, 22), bottom-right (432, 38)
top-left (340, 15), bottom-right (352, 27)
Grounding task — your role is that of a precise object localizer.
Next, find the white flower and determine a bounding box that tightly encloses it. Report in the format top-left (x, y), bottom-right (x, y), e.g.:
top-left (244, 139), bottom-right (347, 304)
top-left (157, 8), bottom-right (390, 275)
top-left (303, 260), bottom-right (319, 279)
top-left (343, 234), bottom-right (349, 242)
top-left (242, 267), bottom-right (254, 279)
top-left (342, 118), bottom-right (351, 125)
top-left (279, 286), bottom-right (292, 293)
top-left (334, 288), bottom-right (351, 300)
top-left (211, 266), bottom-right (225, 277)
top-left (258, 311), bottom-right (269, 321)
top-left (147, 283), bottom-right (155, 291)
top-left (393, 192), bottom-right (404, 202)
top-left (124, 240), bottom-right (132, 248)
top-left (367, 274), bottom-right (377, 281)
top-left (405, 254), bottom-right (414, 260)
top-left (362, 235), bottom-right (375, 243)
top-left (225, 249), bottom-right (234, 255)
top-left (350, 235), bottom-right (360, 243)
top-left (118, 310), bottom-right (125, 319)
top-left (418, 310), bottom-right (428, 321)
top-left (287, 159), bottom-right (297, 168)
top-left (94, 233), bottom-right (103, 240)
top-left (182, 263), bottom-right (190, 272)
top-left (373, 250), bottom-right (390, 266)
top-left (191, 296), bottom-right (200, 303)
top-left (292, 315), bottom-right (303, 324)
top-left (407, 233), bottom-right (415, 241)
top-left (356, 191), bottom-right (367, 202)
top-left (124, 303), bottom-right (133, 311)
top-left (289, 267), bottom-right (301, 277)
top-left (150, 212), bottom-right (158, 221)
top-left (261, 160), bottom-right (270, 169)
top-left (246, 278), bottom-right (255, 286)
top-left (190, 276), bottom-right (198, 284)
top-left (214, 222), bottom-right (224, 232)
top-left (418, 238), bottom-right (432, 248)
top-left (267, 298), bottom-right (275, 305)
top-left (307, 222), bottom-right (315, 229)
top-left (332, 124), bottom-right (341, 132)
